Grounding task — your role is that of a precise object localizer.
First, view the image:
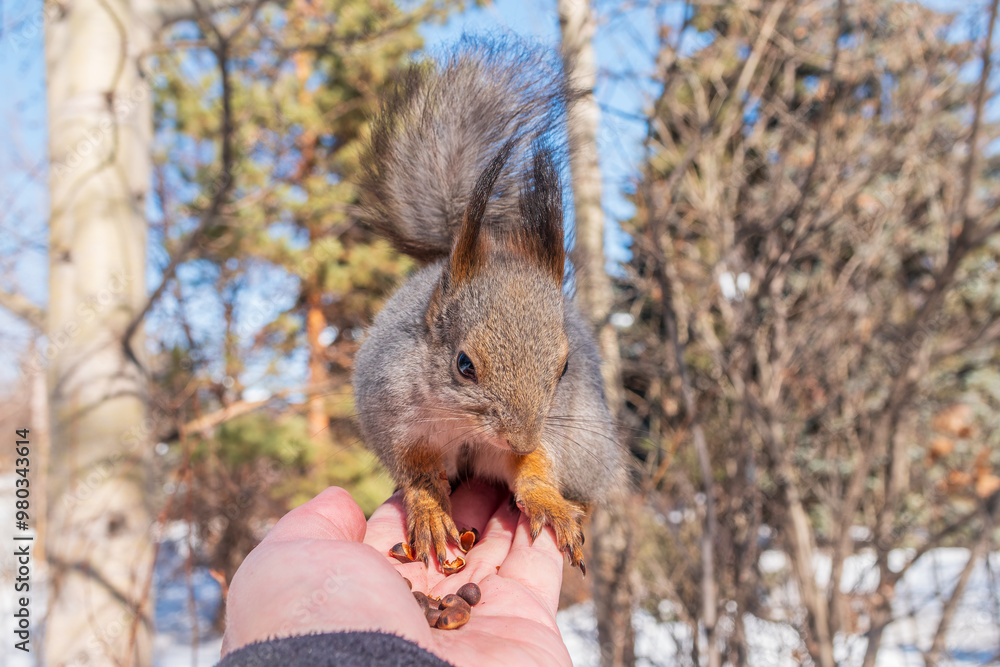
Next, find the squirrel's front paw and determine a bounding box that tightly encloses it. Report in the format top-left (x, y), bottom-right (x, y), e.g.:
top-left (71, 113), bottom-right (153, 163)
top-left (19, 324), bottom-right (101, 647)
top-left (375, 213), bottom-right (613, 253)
top-left (515, 485), bottom-right (587, 576)
top-left (403, 480), bottom-right (461, 569)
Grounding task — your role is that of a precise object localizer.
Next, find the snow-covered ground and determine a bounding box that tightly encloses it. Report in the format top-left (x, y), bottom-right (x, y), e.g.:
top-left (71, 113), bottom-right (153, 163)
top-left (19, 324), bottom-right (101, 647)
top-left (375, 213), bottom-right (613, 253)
top-left (559, 548), bottom-right (1000, 667)
top-left (5, 542), bottom-right (996, 667)
top-left (2, 470), bottom-right (998, 666)
top-left (151, 524), bottom-right (225, 667)
top-left (149, 540), bottom-right (1000, 666)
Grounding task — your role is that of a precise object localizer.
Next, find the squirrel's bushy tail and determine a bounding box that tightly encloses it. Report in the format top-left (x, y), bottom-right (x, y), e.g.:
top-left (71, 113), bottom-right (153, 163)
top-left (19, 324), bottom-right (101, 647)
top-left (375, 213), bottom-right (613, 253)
top-left (358, 37), bottom-right (568, 262)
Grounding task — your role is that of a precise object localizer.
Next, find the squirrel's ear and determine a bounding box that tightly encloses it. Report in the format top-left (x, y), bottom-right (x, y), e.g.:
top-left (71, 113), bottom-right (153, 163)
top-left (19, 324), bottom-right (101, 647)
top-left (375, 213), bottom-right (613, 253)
top-left (517, 147), bottom-right (565, 283)
top-left (450, 140), bottom-right (515, 285)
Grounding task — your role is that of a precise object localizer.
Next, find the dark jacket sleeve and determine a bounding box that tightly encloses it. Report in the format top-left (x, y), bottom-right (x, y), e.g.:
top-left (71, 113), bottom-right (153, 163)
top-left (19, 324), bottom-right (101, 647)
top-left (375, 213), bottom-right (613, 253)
top-left (218, 631), bottom-right (454, 667)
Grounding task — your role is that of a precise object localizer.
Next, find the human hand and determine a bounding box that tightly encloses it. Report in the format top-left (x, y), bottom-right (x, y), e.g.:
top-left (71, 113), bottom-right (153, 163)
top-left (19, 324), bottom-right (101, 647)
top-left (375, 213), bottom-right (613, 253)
top-left (222, 480), bottom-right (572, 667)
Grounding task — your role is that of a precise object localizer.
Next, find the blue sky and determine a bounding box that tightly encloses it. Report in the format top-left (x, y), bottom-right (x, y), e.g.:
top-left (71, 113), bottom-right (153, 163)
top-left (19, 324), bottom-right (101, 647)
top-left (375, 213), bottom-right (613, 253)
top-left (0, 0), bottom-right (49, 367)
top-left (0, 0), bottom-right (986, 387)
top-left (417, 0), bottom-right (672, 262)
top-left (0, 0), bottom-right (671, 386)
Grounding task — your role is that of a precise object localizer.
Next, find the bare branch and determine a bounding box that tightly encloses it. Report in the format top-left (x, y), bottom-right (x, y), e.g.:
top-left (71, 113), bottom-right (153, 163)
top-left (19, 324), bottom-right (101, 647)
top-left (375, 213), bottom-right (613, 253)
top-left (953, 0), bottom-right (999, 250)
top-left (0, 289), bottom-right (44, 329)
top-left (121, 1), bottom-right (240, 359)
top-left (145, 0), bottom-right (261, 31)
top-left (887, 507), bottom-right (981, 586)
top-left (924, 511), bottom-right (993, 666)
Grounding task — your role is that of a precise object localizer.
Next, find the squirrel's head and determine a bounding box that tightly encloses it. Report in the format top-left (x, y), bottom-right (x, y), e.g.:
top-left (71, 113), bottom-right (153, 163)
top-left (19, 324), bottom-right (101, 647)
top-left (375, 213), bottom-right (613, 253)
top-left (425, 142), bottom-right (568, 455)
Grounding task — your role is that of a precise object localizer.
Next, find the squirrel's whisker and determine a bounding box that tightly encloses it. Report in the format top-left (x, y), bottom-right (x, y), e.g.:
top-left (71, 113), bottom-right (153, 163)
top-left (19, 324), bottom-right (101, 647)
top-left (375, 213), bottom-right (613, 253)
top-left (349, 39), bottom-right (627, 567)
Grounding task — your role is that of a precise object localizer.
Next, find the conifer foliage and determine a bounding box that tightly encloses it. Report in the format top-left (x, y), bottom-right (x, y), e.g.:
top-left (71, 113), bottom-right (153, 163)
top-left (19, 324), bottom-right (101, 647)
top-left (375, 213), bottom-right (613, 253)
top-left (147, 0), bottom-right (458, 607)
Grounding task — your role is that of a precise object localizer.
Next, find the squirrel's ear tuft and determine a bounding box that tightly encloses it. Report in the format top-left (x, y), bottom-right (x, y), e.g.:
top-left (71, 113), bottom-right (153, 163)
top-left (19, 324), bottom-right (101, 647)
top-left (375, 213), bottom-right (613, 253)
top-left (517, 147), bottom-right (565, 283)
top-left (450, 140), bottom-right (515, 285)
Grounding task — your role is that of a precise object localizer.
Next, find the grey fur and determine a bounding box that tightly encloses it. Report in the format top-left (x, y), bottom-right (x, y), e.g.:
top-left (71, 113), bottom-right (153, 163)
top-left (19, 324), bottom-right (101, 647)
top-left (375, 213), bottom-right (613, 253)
top-left (353, 39), bottom-right (626, 506)
top-left (358, 37), bottom-right (569, 262)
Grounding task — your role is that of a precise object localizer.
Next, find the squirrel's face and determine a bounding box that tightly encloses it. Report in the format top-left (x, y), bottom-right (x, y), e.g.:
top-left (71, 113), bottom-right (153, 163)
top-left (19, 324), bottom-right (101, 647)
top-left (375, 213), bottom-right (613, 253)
top-left (427, 262), bottom-right (569, 455)
top-left (424, 141), bottom-right (569, 455)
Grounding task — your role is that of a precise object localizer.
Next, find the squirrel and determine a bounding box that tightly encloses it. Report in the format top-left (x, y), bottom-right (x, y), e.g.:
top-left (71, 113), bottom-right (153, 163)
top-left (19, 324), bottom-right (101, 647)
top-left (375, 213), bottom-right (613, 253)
top-left (352, 38), bottom-right (626, 575)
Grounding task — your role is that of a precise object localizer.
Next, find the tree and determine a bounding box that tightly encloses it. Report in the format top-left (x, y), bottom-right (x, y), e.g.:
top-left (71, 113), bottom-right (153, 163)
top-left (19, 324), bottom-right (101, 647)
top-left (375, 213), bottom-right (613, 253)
top-left (558, 1), bottom-right (636, 665)
top-left (147, 0), bottom-right (451, 603)
top-left (624, 0), bottom-right (1000, 664)
top-left (44, 0), bottom-right (156, 660)
top-left (41, 0), bottom-right (455, 663)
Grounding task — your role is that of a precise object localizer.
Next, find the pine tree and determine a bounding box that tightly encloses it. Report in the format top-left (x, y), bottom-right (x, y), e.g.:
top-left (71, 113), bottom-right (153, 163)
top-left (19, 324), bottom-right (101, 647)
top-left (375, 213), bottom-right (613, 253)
top-left (41, 0), bottom-right (458, 661)
top-left (148, 0), bottom-right (459, 600)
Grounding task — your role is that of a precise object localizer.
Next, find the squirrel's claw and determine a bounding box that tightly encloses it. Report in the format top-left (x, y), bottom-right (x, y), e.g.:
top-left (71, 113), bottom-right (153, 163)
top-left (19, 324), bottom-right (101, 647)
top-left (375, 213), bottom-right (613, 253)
top-left (410, 509), bottom-right (460, 569)
top-left (529, 514), bottom-right (546, 543)
top-left (513, 488), bottom-right (587, 576)
top-left (404, 482), bottom-right (461, 571)
top-left (565, 540), bottom-right (586, 576)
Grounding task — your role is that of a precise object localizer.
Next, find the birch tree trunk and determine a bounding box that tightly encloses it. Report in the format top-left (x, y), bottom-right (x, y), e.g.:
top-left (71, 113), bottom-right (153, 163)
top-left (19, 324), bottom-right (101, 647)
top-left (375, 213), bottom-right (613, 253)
top-left (558, 2), bottom-right (634, 665)
top-left (45, 0), bottom-right (154, 662)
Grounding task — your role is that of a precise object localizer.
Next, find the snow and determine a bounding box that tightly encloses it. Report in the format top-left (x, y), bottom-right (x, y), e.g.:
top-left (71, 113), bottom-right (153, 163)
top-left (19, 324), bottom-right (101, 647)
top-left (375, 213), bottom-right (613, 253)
top-left (556, 548), bottom-right (1000, 666)
top-left (1, 468), bottom-right (997, 666)
top-left (3, 538), bottom-right (999, 666)
top-left (152, 534), bottom-right (225, 666)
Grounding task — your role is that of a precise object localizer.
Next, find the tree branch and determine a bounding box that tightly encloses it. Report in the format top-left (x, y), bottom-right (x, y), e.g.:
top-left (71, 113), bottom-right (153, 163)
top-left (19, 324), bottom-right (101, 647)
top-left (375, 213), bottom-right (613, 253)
top-left (924, 510), bottom-right (993, 667)
top-left (121, 2), bottom-right (239, 359)
top-left (0, 290), bottom-right (45, 329)
top-left (886, 507), bottom-right (981, 586)
top-left (953, 0), bottom-right (999, 251)
top-left (146, 0), bottom-right (261, 31)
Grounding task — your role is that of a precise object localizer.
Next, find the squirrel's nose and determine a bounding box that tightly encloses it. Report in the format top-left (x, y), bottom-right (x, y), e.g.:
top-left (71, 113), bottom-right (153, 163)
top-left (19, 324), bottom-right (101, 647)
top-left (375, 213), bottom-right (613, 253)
top-left (504, 431), bottom-right (539, 455)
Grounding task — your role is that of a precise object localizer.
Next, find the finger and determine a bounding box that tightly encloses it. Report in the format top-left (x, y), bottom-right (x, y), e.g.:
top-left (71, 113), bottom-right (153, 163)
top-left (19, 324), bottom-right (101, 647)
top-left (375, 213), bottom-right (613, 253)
top-left (263, 486), bottom-right (366, 545)
top-left (363, 491), bottom-right (434, 588)
top-left (366, 482), bottom-right (507, 583)
top-left (414, 483), bottom-right (515, 597)
top-left (496, 510), bottom-right (564, 619)
top-left (441, 489), bottom-right (519, 585)
top-left (363, 490), bottom-right (408, 555)
top-left (432, 480), bottom-right (507, 571)
top-left (449, 480), bottom-right (508, 538)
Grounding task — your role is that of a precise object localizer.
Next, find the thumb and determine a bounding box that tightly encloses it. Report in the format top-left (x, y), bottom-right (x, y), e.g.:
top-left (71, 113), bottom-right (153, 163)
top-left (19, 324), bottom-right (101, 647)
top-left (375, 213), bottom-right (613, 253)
top-left (263, 486), bottom-right (367, 544)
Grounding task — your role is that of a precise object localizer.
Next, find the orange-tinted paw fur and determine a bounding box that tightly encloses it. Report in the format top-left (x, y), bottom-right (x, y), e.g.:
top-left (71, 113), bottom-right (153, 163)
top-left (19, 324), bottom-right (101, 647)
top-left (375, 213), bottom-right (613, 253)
top-left (403, 479), bottom-right (461, 569)
top-left (515, 485), bottom-right (587, 575)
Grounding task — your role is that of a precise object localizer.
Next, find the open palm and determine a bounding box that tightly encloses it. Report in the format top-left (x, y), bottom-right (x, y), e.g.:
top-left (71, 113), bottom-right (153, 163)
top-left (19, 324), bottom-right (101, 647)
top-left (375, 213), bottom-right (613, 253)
top-left (222, 481), bottom-right (573, 667)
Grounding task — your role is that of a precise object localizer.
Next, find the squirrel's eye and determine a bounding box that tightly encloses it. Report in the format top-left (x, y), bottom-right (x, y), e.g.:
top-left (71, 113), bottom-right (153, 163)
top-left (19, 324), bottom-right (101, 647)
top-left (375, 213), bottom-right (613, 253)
top-left (457, 351), bottom-right (477, 382)
top-left (561, 359), bottom-right (568, 378)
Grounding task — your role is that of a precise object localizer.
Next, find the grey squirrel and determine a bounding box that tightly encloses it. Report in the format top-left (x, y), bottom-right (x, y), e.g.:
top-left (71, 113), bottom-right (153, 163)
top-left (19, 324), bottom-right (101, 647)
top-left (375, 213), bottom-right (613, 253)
top-left (353, 39), bottom-right (626, 575)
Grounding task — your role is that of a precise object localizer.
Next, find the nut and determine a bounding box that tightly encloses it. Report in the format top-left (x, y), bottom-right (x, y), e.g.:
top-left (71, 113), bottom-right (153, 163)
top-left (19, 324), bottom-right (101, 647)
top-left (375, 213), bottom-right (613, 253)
top-left (459, 528), bottom-right (479, 553)
top-left (442, 555), bottom-right (466, 574)
top-left (436, 605), bottom-right (471, 630)
top-left (456, 582), bottom-right (481, 606)
top-left (390, 542), bottom-right (415, 563)
top-left (439, 594), bottom-right (470, 611)
top-left (425, 608), bottom-right (443, 627)
top-left (412, 591), bottom-right (430, 612)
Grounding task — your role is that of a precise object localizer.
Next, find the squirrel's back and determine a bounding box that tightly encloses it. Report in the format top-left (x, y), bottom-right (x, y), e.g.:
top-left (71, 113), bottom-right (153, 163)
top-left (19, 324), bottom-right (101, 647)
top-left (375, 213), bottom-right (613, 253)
top-left (358, 38), bottom-right (568, 262)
